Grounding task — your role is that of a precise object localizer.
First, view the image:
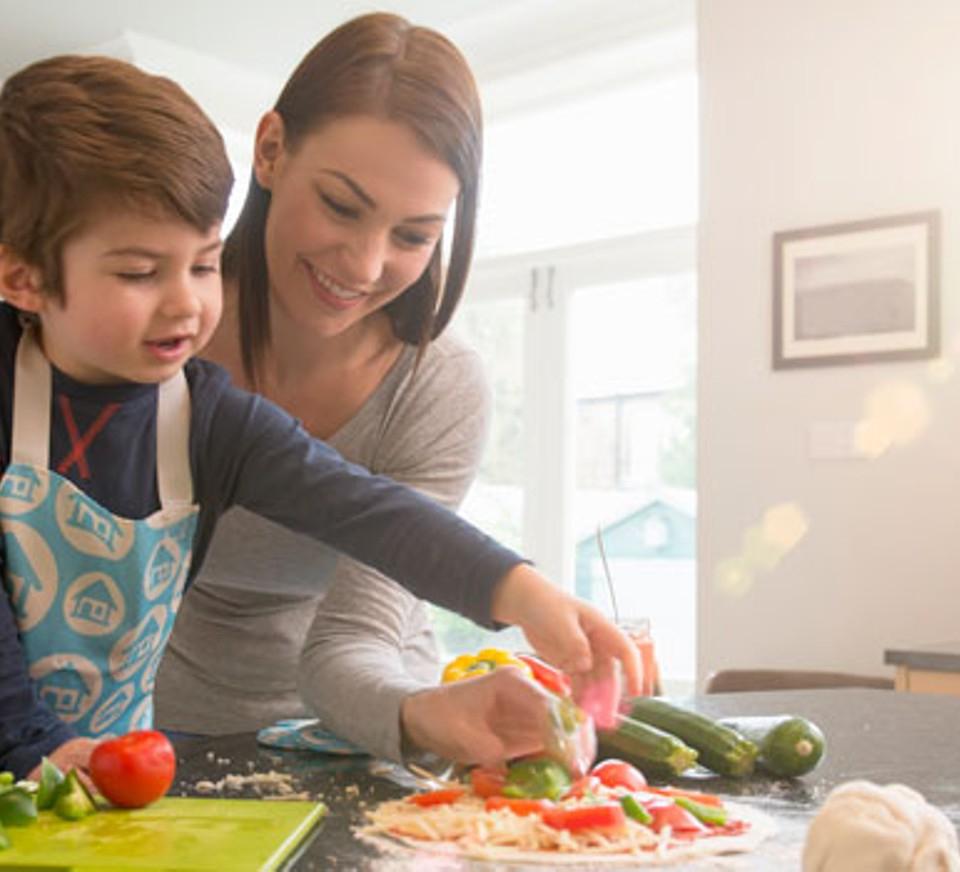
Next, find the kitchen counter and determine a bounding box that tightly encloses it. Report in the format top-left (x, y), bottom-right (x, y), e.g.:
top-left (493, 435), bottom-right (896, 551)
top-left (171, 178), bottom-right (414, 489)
top-left (170, 689), bottom-right (960, 871)
top-left (885, 640), bottom-right (960, 695)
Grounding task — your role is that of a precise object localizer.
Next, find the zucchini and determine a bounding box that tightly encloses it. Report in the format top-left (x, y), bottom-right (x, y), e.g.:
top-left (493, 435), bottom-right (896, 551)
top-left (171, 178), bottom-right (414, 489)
top-left (628, 698), bottom-right (758, 778)
top-left (597, 715), bottom-right (699, 779)
top-left (717, 715), bottom-right (825, 777)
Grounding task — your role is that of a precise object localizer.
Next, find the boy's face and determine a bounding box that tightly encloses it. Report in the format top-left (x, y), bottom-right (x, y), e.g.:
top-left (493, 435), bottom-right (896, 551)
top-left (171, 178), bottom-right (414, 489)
top-left (32, 211), bottom-right (223, 385)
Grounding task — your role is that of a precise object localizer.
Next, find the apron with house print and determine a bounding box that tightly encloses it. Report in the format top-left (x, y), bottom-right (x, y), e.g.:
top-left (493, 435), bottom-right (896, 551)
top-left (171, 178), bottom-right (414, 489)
top-left (0, 326), bottom-right (198, 738)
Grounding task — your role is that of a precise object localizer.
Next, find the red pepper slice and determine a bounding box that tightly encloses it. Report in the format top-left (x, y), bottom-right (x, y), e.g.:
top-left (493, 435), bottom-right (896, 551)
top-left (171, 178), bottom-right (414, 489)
top-left (590, 759), bottom-right (647, 791)
top-left (516, 654), bottom-right (573, 697)
top-left (407, 788), bottom-right (465, 807)
top-left (542, 803), bottom-right (627, 832)
top-left (469, 767), bottom-right (507, 798)
top-left (639, 785), bottom-right (725, 808)
top-left (647, 802), bottom-right (709, 837)
top-left (484, 796), bottom-right (553, 816)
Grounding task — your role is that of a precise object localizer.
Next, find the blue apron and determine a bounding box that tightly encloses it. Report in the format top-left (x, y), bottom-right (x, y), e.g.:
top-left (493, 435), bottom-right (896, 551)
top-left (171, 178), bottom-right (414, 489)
top-left (0, 326), bottom-right (198, 738)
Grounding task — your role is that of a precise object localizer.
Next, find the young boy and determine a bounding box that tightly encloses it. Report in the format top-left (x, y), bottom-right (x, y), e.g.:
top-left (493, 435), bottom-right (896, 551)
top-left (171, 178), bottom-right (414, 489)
top-left (0, 55), bottom-right (637, 778)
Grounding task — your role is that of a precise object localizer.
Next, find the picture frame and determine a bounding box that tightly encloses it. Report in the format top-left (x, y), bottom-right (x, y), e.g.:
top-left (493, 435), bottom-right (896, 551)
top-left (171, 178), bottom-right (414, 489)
top-left (772, 210), bottom-right (940, 369)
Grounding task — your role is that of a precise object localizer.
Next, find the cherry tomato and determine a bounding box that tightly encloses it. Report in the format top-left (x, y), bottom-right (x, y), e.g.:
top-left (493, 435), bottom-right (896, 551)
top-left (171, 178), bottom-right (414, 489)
top-left (89, 730), bottom-right (176, 809)
top-left (407, 788), bottom-right (465, 807)
top-left (542, 802), bottom-right (627, 832)
top-left (469, 766), bottom-right (507, 798)
top-left (484, 796), bottom-right (553, 816)
top-left (647, 802), bottom-right (709, 836)
top-left (590, 759), bottom-right (647, 791)
top-left (515, 654), bottom-right (573, 696)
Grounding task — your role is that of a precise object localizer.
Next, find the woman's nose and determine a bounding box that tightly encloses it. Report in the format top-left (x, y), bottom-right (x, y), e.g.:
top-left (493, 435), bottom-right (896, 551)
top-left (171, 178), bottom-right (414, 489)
top-left (340, 232), bottom-right (387, 286)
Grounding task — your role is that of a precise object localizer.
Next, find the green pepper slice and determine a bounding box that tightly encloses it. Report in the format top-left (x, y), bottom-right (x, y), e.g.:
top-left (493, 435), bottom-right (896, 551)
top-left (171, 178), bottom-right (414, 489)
top-left (620, 793), bottom-right (653, 825)
top-left (36, 757), bottom-right (65, 811)
top-left (0, 787), bottom-right (37, 827)
top-left (674, 795), bottom-right (728, 826)
top-left (54, 770), bottom-right (97, 822)
top-left (502, 756), bottom-right (572, 801)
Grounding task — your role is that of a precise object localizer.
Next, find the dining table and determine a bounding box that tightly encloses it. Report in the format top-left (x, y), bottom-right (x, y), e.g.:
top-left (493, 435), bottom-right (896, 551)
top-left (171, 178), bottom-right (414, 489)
top-left (169, 688), bottom-right (960, 871)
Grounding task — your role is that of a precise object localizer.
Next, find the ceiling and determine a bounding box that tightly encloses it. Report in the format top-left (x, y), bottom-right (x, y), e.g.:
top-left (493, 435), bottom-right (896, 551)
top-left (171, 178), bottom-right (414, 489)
top-left (0, 0), bottom-right (690, 84)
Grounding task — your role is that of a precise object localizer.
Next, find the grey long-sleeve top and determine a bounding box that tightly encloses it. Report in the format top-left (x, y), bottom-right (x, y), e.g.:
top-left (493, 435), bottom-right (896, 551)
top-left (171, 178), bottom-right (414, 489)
top-left (153, 332), bottom-right (490, 760)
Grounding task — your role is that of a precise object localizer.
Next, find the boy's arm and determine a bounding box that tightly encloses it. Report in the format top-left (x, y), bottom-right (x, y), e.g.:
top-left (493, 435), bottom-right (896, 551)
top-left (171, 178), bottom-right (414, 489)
top-left (192, 374), bottom-right (519, 627)
top-left (0, 551), bottom-right (78, 777)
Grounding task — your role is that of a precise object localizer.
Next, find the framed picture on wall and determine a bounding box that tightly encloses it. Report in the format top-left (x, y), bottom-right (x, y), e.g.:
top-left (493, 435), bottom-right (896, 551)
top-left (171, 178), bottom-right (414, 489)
top-left (773, 210), bottom-right (940, 369)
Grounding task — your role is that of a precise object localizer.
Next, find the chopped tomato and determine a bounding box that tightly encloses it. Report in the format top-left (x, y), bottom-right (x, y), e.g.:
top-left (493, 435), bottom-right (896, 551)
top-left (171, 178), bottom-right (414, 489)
top-left (484, 796), bottom-right (553, 816)
top-left (516, 654), bottom-right (573, 697)
top-left (407, 788), bottom-right (465, 807)
top-left (647, 802), bottom-right (709, 837)
top-left (640, 785), bottom-right (725, 808)
top-left (542, 803), bottom-right (627, 832)
top-left (469, 767), bottom-right (507, 798)
top-left (590, 759), bottom-right (647, 791)
top-left (563, 774), bottom-right (602, 799)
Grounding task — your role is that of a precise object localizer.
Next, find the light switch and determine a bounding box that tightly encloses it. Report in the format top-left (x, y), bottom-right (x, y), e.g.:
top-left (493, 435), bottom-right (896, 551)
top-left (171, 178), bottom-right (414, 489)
top-left (807, 421), bottom-right (864, 460)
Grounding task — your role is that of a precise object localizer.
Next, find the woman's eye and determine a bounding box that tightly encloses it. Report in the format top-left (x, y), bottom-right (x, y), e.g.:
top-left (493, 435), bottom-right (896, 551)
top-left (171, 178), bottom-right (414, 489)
top-left (116, 271), bottom-right (154, 282)
top-left (192, 264), bottom-right (219, 277)
top-left (394, 229), bottom-right (432, 248)
top-left (321, 194), bottom-right (359, 219)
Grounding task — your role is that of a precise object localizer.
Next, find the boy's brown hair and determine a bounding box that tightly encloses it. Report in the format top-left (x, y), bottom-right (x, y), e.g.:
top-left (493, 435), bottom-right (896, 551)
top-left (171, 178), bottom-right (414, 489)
top-left (0, 54), bottom-right (233, 300)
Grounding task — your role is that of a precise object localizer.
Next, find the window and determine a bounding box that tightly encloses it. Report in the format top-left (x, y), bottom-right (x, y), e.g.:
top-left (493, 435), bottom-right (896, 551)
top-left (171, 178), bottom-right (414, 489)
top-left (429, 25), bottom-right (698, 694)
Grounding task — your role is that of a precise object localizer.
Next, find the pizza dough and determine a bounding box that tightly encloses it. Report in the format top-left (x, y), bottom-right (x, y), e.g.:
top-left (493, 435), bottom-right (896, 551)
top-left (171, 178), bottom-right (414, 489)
top-left (803, 780), bottom-right (960, 872)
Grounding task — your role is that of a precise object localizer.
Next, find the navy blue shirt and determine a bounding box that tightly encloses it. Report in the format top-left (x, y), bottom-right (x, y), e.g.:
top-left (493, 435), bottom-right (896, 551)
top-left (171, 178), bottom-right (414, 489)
top-left (0, 304), bottom-right (519, 775)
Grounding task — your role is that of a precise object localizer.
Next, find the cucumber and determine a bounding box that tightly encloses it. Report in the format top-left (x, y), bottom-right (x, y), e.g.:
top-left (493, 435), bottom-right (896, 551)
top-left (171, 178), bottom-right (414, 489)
top-left (717, 715), bottom-right (825, 777)
top-left (628, 698), bottom-right (758, 778)
top-left (598, 716), bottom-right (699, 779)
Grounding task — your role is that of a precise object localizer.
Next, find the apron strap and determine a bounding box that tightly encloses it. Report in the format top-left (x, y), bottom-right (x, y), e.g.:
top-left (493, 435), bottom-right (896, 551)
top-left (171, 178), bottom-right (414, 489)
top-left (11, 324), bottom-right (194, 508)
top-left (156, 370), bottom-right (193, 508)
top-left (11, 324), bottom-right (51, 468)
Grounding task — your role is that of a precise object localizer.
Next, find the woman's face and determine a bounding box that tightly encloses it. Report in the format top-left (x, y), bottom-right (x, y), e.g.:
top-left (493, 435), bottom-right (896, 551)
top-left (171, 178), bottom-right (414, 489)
top-left (255, 114), bottom-right (460, 340)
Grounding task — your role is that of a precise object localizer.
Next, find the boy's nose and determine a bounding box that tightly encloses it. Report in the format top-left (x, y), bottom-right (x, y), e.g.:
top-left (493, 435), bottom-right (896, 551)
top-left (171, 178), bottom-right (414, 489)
top-left (161, 276), bottom-right (202, 317)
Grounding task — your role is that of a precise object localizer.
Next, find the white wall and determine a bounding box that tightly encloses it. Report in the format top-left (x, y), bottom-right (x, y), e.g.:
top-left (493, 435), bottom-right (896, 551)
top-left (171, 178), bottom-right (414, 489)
top-left (697, 0), bottom-right (960, 685)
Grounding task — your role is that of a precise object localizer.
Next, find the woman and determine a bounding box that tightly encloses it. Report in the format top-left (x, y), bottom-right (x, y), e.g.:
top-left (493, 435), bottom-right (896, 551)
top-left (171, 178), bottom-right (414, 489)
top-left (153, 13), bottom-right (631, 766)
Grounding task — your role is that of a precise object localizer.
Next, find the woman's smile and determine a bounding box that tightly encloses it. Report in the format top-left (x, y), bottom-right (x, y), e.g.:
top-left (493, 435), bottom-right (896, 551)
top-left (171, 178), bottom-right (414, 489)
top-left (302, 258), bottom-right (370, 311)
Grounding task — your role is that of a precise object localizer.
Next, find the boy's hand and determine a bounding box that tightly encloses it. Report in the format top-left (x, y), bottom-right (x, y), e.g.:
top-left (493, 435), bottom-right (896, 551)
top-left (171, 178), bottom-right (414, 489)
top-left (491, 564), bottom-right (642, 698)
top-left (401, 667), bottom-right (555, 767)
top-left (27, 737), bottom-right (99, 792)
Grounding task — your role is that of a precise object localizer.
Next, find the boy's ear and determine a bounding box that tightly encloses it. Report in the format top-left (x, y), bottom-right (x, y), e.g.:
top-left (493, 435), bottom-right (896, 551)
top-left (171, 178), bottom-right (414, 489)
top-left (0, 245), bottom-right (45, 313)
top-left (253, 111), bottom-right (286, 190)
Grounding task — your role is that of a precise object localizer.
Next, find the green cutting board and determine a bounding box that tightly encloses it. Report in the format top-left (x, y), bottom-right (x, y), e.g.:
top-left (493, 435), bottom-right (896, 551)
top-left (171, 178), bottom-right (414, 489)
top-left (0, 796), bottom-right (326, 871)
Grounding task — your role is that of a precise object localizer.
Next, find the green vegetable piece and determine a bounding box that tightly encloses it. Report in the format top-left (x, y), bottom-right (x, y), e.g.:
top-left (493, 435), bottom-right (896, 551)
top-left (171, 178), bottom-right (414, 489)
top-left (674, 795), bottom-right (728, 826)
top-left (0, 823), bottom-right (10, 850)
top-left (54, 770), bottom-right (97, 821)
top-left (0, 773), bottom-right (13, 788)
top-left (502, 756), bottom-right (572, 801)
top-left (0, 787), bottom-right (37, 827)
top-left (620, 793), bottom-right (653, 825)
top-left (717, 715), bottom-right (826, 778)
top-left (36, 757), bottom-right (65, 811)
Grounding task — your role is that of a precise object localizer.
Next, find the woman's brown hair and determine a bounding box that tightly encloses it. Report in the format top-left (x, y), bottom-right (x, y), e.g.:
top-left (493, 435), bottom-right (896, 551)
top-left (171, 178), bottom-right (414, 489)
top-left (223, 12), bottom-right (483, 387)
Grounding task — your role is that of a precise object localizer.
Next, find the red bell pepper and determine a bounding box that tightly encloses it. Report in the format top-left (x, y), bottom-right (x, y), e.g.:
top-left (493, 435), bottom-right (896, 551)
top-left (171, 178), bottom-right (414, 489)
top-left (542, 802), bottom-right (627, 832)
top-left (407, 788), bottom-right (465, 807)
top-left (590, 759), bottom-right (647, 791)
top-left (516, 654), bottom-right (573, 696)
top-left (484, 796), bottom-right (553, 816)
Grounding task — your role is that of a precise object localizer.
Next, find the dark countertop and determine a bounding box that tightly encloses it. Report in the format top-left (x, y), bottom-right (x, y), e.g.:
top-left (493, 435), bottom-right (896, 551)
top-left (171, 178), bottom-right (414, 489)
top-left (170, 689), bottom-right (960, 871)
top-left (884, 640), bottom-right (960, 672)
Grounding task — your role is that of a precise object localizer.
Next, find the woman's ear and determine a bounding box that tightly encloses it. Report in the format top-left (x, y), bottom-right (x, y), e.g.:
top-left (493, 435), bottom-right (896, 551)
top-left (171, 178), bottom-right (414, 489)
top-left (253, 111), bottom-right (286, 190)
top-left (0, 245), bottom-right (45, 313)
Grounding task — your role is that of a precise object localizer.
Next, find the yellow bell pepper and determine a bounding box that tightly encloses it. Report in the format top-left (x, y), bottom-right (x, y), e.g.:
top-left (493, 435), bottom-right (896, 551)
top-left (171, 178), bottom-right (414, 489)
top-left (441, 648), bottom-right (534, 683)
